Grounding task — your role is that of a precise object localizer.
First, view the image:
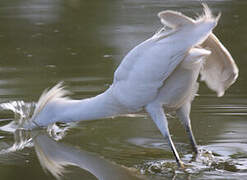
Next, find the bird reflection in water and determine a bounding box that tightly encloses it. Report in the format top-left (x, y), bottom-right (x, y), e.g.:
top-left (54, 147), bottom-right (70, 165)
top-left (0, 124), bottom-right (144, 180)
top-left (32, 129), bottom-right (144, 180)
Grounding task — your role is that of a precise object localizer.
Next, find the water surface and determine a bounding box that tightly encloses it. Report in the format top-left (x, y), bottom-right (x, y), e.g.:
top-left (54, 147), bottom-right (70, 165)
top-left (0, 0), bottom-right (247, 179)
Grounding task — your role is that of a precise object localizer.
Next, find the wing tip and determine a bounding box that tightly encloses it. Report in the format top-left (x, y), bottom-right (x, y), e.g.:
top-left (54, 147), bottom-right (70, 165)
top-left (158, 10), bottom-right (195, 28)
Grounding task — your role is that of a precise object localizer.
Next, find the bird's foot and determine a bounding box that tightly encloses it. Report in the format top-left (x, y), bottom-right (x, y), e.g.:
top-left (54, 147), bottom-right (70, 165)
top-left (178, 160), bottom-right (185, 169)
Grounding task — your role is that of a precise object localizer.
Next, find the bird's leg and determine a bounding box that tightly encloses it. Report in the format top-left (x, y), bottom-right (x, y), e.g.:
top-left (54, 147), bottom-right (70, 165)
top-left (146, 103), bottom-right (184, 168)
top-left (176, 102), bottom-right (198, 154)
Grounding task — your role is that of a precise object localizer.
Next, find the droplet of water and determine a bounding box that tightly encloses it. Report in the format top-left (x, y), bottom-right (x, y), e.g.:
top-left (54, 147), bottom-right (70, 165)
top-left (103, 54), bottom-right (112, 58)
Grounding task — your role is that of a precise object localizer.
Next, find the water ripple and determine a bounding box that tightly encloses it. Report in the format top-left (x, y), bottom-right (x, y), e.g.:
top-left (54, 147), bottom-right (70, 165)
top-left (195, 104), bottom-right (247, 116)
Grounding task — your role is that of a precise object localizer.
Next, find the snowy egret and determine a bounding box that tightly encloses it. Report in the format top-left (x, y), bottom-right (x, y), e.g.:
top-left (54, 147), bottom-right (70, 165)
top-left (24, 4), bottom-right (238, 167)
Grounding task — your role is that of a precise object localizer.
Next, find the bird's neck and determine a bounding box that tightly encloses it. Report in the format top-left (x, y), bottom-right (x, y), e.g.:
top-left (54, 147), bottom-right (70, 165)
top-left (55, 88), bottom-right (126, 123)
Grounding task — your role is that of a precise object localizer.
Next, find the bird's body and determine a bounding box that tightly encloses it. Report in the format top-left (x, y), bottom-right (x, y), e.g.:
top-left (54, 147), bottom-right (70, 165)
top-left (112, 22), bottom-right (214, 111)
top-left (32, 46), bottom-right (206, 125)
top-left (154, 47), bottom-right (209, 110)
top-left (24, 4), bottom-right (238, 167)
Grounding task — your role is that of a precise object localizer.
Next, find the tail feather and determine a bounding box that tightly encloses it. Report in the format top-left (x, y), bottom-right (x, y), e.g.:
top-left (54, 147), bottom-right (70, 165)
top-left (196, 3), bottom-right (221, 22)
top-left (202, 3), bottom-right (213, 19)
top-left (31, 82), bottom-right (70, 122)
top-left (158, 3), bottom-right (220, 29)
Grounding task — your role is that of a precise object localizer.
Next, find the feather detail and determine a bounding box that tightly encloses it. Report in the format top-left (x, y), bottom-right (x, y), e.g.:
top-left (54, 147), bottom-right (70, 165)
top-left (200, 33), bottom-right (238, 97)
top-left (196, 3), bottom-right (221, 23)
top-left (158, 10), bottom-right (195, 28)
top-left (31, 82), bottom-right (70, 122)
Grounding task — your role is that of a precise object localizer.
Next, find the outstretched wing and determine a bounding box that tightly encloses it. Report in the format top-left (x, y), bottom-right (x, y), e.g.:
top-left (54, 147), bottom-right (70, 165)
top-left (200, 33), bottom-right (239, 97)
top-left (112, 7), bottom-right (218, 110)
top-left (112, 10), bottom-right (198, 110)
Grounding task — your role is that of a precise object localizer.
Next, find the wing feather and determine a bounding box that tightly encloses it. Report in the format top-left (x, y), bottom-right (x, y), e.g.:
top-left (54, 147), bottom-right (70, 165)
top-left (200, 33), bottom-right (239, 97)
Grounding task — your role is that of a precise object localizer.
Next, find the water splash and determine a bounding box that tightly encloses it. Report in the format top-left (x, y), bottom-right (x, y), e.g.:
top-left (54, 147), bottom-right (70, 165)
top-left (47, 123), bottom-right (76, 141)
top-left (0, 100), bottom-right (74, 157)
top-left (136, 147), bottom-right (242, 179)
top-left (0, 101), bottom-right (36, 130)
top-left (0, 100), bottom-right (75, 133)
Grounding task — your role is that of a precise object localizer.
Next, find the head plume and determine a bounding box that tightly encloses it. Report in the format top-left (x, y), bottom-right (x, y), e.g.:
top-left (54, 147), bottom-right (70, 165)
top-left (31, 82), bottom-right (70, 125)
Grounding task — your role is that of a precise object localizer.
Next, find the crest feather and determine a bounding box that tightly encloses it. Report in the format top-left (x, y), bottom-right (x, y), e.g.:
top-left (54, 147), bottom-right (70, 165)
top-left (31, 82), bottom-right (70, 121)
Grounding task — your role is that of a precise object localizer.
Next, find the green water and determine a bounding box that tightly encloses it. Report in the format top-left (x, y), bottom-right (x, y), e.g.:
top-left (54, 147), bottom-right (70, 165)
top-left (0, 0), bottom-right (247, 179)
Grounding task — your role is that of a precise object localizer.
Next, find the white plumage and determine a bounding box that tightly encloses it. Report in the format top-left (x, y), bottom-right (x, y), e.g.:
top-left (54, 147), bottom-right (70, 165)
top-left (25, 4), bottom-right (238, 167)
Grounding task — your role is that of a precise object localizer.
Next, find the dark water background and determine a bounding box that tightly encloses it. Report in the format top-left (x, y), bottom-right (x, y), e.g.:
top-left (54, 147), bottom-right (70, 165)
top-left (0, 0), bottom-right (246, 179)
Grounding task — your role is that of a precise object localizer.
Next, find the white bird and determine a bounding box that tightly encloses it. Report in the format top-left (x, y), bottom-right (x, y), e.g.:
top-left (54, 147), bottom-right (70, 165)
top-left (24, 4), bottom-right (238, 167)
